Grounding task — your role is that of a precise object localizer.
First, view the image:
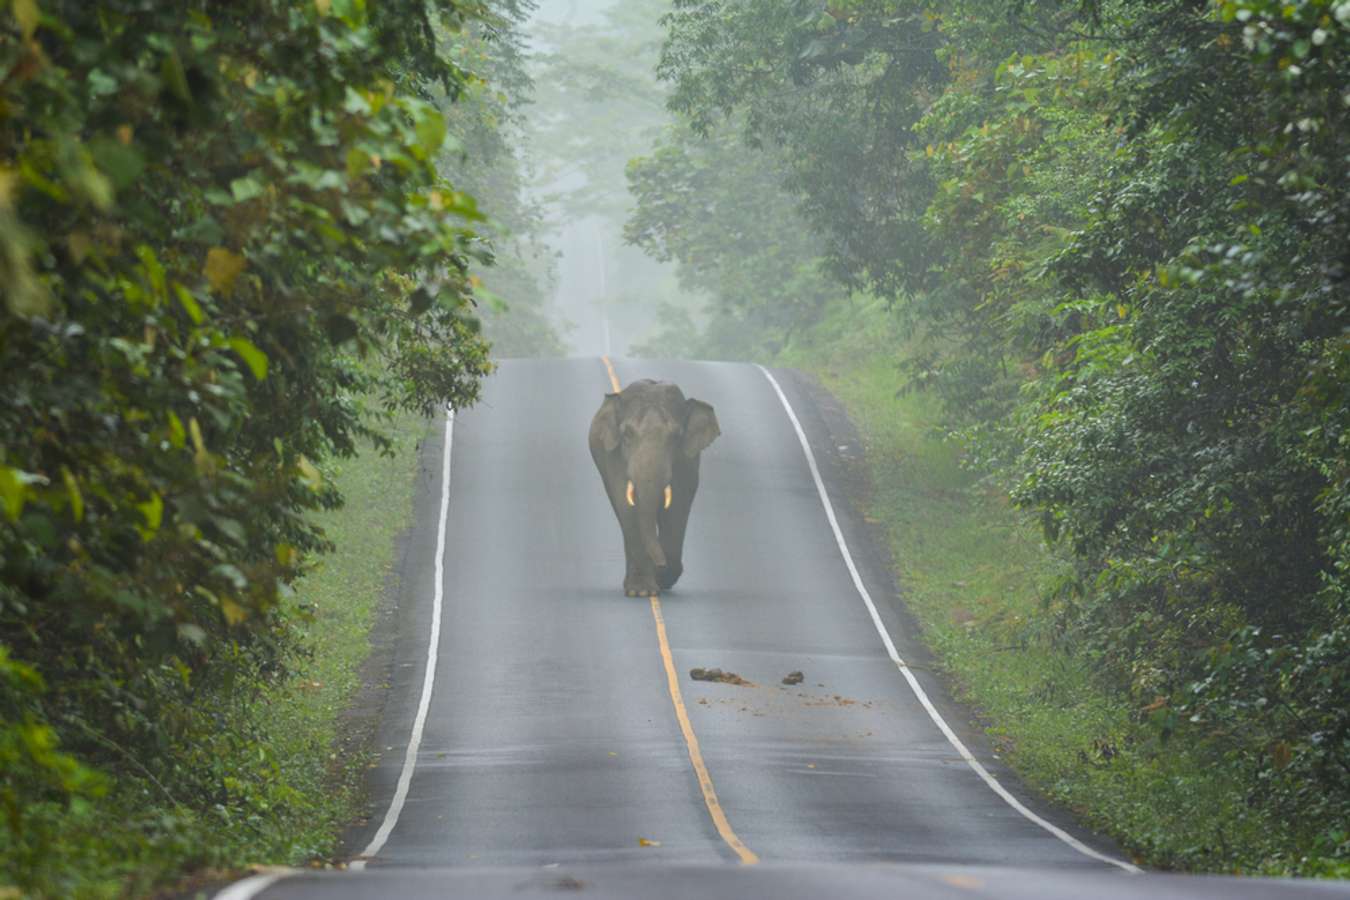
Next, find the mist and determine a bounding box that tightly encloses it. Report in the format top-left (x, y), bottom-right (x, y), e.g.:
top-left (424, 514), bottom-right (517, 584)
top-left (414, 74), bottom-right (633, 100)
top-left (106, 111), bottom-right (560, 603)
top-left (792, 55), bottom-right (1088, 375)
top-left (522, 0), bottom-right (699, 358)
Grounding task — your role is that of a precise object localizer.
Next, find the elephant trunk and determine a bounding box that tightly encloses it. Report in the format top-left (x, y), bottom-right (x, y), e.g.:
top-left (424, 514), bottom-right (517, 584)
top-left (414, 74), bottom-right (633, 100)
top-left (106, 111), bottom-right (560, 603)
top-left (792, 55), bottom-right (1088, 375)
top-left (636, 483), bottom-right (667, 571)
top-left (628, 440), bottom-right (672, 575)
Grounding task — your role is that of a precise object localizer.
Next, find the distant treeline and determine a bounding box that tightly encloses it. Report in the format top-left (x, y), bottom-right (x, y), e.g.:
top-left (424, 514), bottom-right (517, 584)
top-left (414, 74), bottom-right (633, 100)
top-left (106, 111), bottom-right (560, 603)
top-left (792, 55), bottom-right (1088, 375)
top-left (0, 1), bottom-right (546, 893)
top-left (630, 0), bottom-right (1349, 870)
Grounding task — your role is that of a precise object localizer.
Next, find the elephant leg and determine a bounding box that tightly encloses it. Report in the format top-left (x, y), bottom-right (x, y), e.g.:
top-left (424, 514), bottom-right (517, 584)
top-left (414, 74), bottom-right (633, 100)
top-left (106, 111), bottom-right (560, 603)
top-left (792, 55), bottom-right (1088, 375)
top-left (593, 449), bottom-right (660, 597)
top-left (656, 456), bottom-right (700, 590)
top-left (620, 509), bottom-right (660, 597)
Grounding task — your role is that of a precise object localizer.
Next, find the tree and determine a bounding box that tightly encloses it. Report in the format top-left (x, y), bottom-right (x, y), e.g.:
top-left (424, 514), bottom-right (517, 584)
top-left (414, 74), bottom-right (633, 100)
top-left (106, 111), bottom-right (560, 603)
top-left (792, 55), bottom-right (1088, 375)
top-left (0, 0), bottom-right (501, 888)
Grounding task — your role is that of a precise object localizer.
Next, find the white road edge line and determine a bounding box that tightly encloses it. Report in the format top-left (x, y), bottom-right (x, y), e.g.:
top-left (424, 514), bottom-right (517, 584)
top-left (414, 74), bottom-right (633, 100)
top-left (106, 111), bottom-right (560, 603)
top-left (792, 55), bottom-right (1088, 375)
top-left (755, 365), bottom-right (1142, 874)
top-left (350, 408), bottom-right (455, 871)
top-left (213, 872), bottom-right (290, 900)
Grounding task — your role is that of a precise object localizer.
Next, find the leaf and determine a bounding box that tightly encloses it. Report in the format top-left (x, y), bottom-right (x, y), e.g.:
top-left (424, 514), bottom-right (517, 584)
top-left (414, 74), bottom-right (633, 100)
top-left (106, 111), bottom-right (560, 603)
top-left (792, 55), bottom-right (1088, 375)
top-left (189, 416), bottom-right (210, 470)
top-left (177, 623), bottom-right (207, 646)
top-left (160, 49), bottom-right (191, 102)
top-left (229, 174), bottom-right (265, 203)
top-left (12, 0), bottom-right (39, 38)
top-left (275, 543), bottom-right (298, 567)
top-left (203, 247), bottom-right (246, 294)
top-left (0, 465), bottom-right (29, 521)
top-left (296, 455), bottom-right (323, 490)
top-left (174, 284), bottom-right (205, 324)
top-left (136, 492), bottom-right (163, 540)
top-left (228, 336), bottom-right (269, 380)
top-left (211, 563), bottom-right (247, 591)
top-left (637, 838), bottom-right (662, 847)
top-left (70, 150), bottom-right (114, 210)
top-left (61, 467), bottom-right (83, 522)
top-left (167, 411), bottom-right (186, 449)
top-left (214, 517), bottom-right (247, 546)
top-left (220, 597), bottom-right (249, 626)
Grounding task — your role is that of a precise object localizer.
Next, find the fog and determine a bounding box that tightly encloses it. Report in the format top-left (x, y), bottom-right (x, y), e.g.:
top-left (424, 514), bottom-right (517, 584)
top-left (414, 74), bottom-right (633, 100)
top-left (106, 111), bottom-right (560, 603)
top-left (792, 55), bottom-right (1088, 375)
top-left (524, 0), bottom-right (693, 357)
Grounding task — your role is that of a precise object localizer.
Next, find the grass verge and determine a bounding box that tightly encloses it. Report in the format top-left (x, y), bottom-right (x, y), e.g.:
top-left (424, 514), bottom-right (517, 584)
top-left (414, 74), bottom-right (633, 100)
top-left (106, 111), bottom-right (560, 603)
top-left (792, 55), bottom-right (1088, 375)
top-left (232, 410), bottom-right (430, 870)
top-left (777, 296), bottom-right (1337, 876)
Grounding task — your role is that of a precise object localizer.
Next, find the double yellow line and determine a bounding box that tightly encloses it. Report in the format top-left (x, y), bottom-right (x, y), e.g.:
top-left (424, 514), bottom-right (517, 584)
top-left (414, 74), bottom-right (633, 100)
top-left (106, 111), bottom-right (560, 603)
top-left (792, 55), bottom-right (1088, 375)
top-left (601, 356), bottom-right (759, 866)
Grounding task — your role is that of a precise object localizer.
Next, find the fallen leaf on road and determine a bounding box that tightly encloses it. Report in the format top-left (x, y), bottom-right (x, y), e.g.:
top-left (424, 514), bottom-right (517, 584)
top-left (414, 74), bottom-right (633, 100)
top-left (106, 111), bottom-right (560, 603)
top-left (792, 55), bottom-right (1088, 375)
top-left (638, 838), bottom-right (662, 847)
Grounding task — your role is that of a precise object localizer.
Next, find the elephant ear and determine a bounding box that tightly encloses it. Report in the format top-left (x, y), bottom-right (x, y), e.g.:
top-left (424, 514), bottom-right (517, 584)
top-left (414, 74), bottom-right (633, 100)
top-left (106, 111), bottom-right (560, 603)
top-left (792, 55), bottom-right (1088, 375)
top-left (591, 393), bottom-right (622, 452)
top-left (682, 398), bottom-right (720, 457)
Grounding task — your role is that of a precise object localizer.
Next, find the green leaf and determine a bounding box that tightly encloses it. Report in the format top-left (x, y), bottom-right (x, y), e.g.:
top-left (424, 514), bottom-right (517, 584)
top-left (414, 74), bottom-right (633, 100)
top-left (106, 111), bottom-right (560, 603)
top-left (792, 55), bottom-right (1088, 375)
top-left (229, 174), bottom-right (265, 203)
top-left (174, 283), bottom-right (205, 324)
top-left (167, 411), bottom-right (187, 449)
top-left (136, 492), bottom-right (164, 540)
top-left (12, 0), bottom-right (39, 38)
top-left (61, 466), bottom-right (83, 522)
top-left (228, 337), bottom-right (269, 380)
top-left (160, 49), bottom-right (191, 102)
top-left (0, 465), bottom-right (30, 521)
top-left (296, 455), bottom-right (323, 490)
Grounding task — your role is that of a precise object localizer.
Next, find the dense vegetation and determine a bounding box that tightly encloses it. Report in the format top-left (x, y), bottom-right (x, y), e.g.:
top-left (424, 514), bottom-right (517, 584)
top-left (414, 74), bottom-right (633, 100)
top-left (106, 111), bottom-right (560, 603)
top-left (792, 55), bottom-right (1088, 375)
top-left (0, 1), bottom-right (549, 893)
top-left (3, 0), bottom-right (1347, 889)
top-left (630, 0), bottom-right (1350, 874)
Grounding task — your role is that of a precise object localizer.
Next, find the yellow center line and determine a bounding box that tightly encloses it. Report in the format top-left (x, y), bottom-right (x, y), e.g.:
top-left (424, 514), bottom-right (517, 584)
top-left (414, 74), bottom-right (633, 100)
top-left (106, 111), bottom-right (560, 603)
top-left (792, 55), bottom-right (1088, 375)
top-left (650, 596), bottom-right (760, 865)
top-left (599, 355), bottom-right (759, 866)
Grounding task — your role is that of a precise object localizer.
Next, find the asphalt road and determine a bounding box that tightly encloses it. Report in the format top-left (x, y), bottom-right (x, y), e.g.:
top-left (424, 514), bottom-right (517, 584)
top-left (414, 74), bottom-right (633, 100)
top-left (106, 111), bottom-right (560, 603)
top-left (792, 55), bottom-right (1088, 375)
top-left (217, 358), bottom-right (1350, 900)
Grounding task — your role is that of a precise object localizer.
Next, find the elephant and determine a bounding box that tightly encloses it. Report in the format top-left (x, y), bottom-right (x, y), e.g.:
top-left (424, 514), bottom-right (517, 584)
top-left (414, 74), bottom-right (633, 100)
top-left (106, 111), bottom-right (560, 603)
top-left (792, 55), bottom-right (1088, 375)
top-left (588, 379), bottom-right (720, 597)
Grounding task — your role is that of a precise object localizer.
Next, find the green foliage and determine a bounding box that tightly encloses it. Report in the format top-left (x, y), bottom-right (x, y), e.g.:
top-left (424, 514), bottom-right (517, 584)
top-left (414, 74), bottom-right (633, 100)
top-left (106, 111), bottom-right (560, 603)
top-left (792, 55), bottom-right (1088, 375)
top-left (0, 0), bottom-right (538, 892)
top-left (786, 295), bottom-right (1349, 876)
top-left (660, 0), bottom-right (945, 298)
top-left (640, 0), bottom-right (1350, 873)
top-left (625, 122), bottom-right (843, 357)
top-left (441, 1), bottom-right (566, 356)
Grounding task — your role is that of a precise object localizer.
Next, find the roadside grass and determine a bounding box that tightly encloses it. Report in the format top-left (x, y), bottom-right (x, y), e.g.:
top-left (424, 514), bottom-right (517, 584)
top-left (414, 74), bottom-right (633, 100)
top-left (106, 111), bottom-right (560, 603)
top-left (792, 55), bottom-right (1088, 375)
top-left (777, 297), bottom-right (1323, 875)
top-left (237, 409), bottom-right (430, 867)
top-left (2, 412), bottom-right (428, 898)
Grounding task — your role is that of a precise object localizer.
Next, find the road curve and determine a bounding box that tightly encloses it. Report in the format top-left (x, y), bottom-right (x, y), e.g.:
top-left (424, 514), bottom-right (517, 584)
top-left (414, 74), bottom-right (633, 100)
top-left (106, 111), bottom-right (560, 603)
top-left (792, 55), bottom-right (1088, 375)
top-left (217, 358), bottom-right (1350, 899)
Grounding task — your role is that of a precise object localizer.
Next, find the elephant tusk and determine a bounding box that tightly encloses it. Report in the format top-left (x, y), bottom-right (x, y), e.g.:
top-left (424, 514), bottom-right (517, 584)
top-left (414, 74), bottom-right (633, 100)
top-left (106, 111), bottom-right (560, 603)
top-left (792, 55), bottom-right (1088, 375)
top-left (664, 485), bottom-right (672, 509)
top-left (626, 481), bottom-right (636, 507)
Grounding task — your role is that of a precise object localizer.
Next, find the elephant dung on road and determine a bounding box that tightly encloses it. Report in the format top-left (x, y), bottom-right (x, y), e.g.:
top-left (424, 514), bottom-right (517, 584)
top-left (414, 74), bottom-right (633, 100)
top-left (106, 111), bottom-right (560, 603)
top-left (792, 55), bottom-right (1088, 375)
top-left (588, 379), bottom-right (720, 597)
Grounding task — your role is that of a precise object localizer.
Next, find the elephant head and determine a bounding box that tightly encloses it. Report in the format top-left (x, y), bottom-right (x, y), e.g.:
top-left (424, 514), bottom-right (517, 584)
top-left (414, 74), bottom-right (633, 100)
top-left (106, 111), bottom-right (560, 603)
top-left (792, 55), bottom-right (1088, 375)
top-left (589, 380), bottom-right (720, 596)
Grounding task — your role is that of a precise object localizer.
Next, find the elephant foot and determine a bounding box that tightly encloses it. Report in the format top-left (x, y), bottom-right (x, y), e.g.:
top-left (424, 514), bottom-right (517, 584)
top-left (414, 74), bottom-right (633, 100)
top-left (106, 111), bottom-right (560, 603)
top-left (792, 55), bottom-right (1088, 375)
top-left (624, 575), bottom-right (660, 598)
top-left (656, 562), bottom-right (683, 591)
